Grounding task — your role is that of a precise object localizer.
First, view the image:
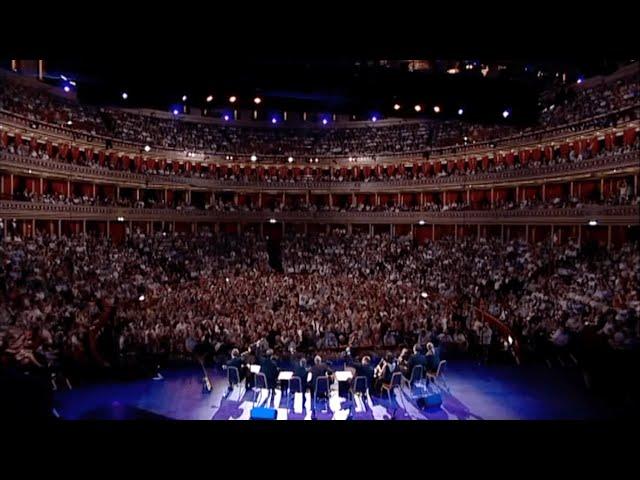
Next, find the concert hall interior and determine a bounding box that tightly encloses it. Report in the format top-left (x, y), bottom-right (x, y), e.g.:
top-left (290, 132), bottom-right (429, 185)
top-left (1, 55), bottom-right (639, 421)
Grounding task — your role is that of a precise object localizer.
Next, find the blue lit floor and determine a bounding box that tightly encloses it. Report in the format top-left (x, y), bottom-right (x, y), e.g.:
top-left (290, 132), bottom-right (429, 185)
top-left (54, 361), bottom-right (621, 420)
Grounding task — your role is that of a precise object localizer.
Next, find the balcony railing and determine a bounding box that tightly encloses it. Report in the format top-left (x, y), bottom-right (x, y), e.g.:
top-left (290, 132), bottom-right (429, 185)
top-left (1, 104), bottom-right (638, 164)
top-left (2, 150), bottom-right (639, 193)
top-left (2, 200), bottom-right (638, 225)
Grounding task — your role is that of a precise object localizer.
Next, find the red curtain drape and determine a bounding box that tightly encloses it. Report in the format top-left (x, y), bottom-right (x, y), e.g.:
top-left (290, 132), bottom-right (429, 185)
top-left (624, 128), bottom-right (637, 146)
top-left (604, 133), bottom-right (614, 150)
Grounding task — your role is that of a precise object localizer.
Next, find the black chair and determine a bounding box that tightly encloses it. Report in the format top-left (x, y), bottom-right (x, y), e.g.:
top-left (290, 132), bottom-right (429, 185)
top-left (352, 376), bottom-right (369, 411)
top-left (381, 371), bottom-right (407, 410)
top-left (226, 366), bottom-right (244, 399)
top-left (253, 372), bottom-right (269, 406)
top-left (288, 376), bottom-right (303, 409)
top-left (406, 365), bottom-right (424, 388)
top-left (313, 376), bottom-right (331, 413)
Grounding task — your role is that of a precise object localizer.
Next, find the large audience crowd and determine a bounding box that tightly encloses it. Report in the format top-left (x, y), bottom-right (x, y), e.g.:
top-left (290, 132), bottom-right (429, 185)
top-left (0, 67), bottom-right (638, 160)
top-left (2, 126), bottom-right (638, 187)
top-left (1, 230), bottom-right (638, 386)
top-left (540, 71), bottom-right (640, 127)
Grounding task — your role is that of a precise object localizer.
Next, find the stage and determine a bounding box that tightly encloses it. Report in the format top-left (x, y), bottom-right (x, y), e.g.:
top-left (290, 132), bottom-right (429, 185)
top-left (53, 360), bottom-right (620, 420)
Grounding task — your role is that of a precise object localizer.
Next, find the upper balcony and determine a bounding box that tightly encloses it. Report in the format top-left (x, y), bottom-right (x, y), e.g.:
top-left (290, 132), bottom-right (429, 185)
top-left (2, 148), bottom-right (638, 193)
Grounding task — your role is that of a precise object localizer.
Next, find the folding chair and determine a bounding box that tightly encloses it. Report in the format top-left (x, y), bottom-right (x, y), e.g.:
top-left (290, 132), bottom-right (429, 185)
top-left (351, 376), bottom-right (369, 412)
top-left (253, 372), bottom-right (269, 406)
top-left (226, 366), bottom-right (244, 399)
top-left (426, 360), bottom-right (448, 390)
top-left (404, 365), bottom-right (426, 396)
top-left (313, 376), bottom-right (331, 413)
top-left (288, 376), bottom-right (303, 411)
top-left (381, 371), bottom-right (407, 411)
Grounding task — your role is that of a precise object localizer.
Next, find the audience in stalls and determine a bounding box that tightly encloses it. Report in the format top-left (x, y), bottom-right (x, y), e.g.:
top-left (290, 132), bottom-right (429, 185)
top-left (1, 230), bottom-right (638, 387)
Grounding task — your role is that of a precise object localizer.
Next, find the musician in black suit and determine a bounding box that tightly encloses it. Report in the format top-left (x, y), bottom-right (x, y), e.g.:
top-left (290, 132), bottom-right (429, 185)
top-left (425, 342), bottom-right (440, 376)
top-left (354, 355), bottom-right (375, 394)
top-left (259, 349), bottom-right (279, 391)
top-left (226, 348), bottom-right (245, 379)
top-left (293, 357), bottom-right (309, 394)
top-left (309, 355), bottom-right (333, 403)
top-left (407, 344), bottom-right (428, 379)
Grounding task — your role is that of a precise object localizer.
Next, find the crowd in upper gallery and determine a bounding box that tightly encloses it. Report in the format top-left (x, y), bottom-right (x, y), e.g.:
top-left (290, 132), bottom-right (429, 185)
top-left (0, 67), bottom-right (638, 182)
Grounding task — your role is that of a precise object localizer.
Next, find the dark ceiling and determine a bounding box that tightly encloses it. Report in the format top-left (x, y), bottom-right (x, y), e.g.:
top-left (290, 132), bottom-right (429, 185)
top-left (24, 57), bottom-right (635, 125)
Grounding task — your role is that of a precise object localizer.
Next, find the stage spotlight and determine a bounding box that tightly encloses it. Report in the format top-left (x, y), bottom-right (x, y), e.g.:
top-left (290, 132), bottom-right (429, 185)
top-left (122, 92), bottom-right (128, 100)
top-left (418, 220), bottom-right (426, 225)
top-left (271, 117), bottom-right (277, 124)
top-left (144, 145), bottom-right (151, 152)
top-left (182, 95), bottom-right (188, 102)
top-left (138, 295), bottom-right (145, 302)
top-left (117, 216), bottom-right (125, 222)
top-left (269, 218), bottom-right (277, 224)
top-left (588, 219), bottom-right (598, 226)
top-left (287, 156), bottom-right (294, 163)
top-left (223, 114), bottom-right (230, 121)
top-left (67, 120), bottom-right (73, 125)
top-left (393, 103), bottom-right (401, 111)
top-left (414, 105), bottom-right (422, 112)
top-left (250, 154), bottom-right (257, 162)
top-left (322, 118), bottom-right (328, 125)
top-left (206, 95), bottom-right (213, 102)
top-left (63, 85), bottom-right (70, 93)
top-left (421, 292), bottom-right (428, 299)
top-left (173, 109), bottom-right (179, 115)
top-left (458, 108), bottom-right (464, 115)
top-left (433, 105), bottom-right (441, 113)
top-left (371, 116), bottom-right (378, 122)
top-left (254, 97), bottom-right (262, 105)
top-left (502, 109), bottom-right (511, 118)
top-left (229, 96), bottom-right (237, 103)
top-left (577, 77), bottom-right (584, 84)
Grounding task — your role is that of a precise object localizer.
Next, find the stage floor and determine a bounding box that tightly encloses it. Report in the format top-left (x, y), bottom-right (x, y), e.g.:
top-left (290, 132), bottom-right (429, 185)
top-left (54, 360), bottom-right (621, 420)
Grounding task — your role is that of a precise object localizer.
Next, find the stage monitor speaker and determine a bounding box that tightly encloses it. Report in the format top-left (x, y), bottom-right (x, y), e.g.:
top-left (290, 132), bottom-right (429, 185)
top-left (250, 407), bottom-right (278, 420)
